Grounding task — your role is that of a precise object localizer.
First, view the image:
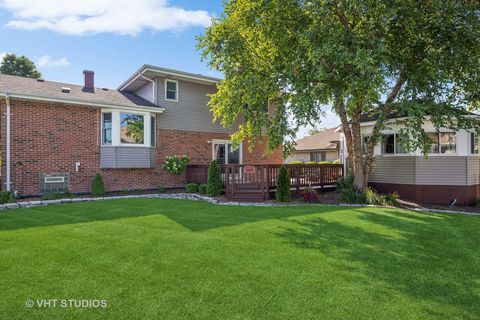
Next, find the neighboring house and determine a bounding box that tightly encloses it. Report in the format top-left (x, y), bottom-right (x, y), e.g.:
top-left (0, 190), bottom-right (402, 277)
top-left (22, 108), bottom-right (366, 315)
top-left (0, 65), bottom-right (282, 196)
top-left (338, 113), bottom-right (480, 205)
top-left (286, 128), bottom-right (340, 163)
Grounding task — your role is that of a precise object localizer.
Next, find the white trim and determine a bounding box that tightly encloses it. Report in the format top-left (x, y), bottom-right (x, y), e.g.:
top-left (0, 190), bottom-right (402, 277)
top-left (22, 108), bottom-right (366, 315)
top-left (139, 74), bottom-right (156, 104)
top-left (101, 112), bottom-right (113, 146)
top-left (211, 140), bottom-right (243, 164)
top-left (165, 79), bottom-right (178, 102)
top-left (0, 93), bottom-right (164, 113)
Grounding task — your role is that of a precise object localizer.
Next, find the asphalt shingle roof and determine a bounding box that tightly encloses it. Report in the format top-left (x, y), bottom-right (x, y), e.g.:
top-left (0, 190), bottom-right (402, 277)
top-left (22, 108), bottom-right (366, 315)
top-left (294, 128), bottom-right (340, 151)
top-left (0, 73), bottom-right (158, 108)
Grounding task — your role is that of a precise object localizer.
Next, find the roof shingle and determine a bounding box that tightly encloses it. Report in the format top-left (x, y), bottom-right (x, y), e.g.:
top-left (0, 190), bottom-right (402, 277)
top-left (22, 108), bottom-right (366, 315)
top-left (294, 128), bottom-right (340, 151)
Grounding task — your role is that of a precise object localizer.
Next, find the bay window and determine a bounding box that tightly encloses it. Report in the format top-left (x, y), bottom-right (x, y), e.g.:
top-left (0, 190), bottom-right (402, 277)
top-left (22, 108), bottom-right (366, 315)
top-left (101, 110), bottom-right (156, 147)
top-left (427, 132), bottom-right (456, 154)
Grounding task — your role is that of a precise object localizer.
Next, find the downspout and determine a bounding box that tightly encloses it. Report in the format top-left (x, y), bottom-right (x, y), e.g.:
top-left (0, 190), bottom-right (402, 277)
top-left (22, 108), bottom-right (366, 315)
top-left (139, 73), bottom-right (156, 105)
top-left (5, 94), bottom-right (11, 191)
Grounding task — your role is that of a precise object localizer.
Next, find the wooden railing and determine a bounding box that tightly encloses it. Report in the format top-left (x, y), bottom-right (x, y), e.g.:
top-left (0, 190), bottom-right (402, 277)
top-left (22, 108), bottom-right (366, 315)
top-left (186, 164), bottom-right (344, 200)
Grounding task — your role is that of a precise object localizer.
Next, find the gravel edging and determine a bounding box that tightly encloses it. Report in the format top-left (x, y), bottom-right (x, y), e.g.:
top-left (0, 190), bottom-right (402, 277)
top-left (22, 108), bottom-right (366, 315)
top-left (0, 193), bottom-right (479, 217)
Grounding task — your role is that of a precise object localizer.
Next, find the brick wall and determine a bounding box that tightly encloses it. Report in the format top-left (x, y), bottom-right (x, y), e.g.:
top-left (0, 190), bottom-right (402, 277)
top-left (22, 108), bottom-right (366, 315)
top-left (1, 99), bottom-right (282, 196)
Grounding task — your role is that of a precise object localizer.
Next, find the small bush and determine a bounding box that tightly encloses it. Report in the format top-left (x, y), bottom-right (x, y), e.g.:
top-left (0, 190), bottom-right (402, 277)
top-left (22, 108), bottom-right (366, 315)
top-left (162, 155), bottom-right (190, 175)
top-left (63, 190), bottom-right (73, 198)
top-left (91, 173), bottom-right (106, 196)
top-left (288, 160), bottom-right (303, 164)
top-left (318, 161), bottom-right (332, 164)
top-left (305, 161), bottom-right (317, 165)
top-left (384, 192), bottom-right (400, 206)
top-left (364, 187), bottom-right (385, 205)
top-left (276, 165), bottom-right (291, 202)
top-left (198, 184), bottom-right (208, 194)
top-left (302, 188), bottom-right (319, 202)
top-left (0, 191), bottom-right (15, 204)
top-left (336, 174), bottom-right (365, 203)
top-left (157, 186), bottom-right (166, 193)
top-left (41, 192), bottom-right (62, 200)
top-left (332, 159), bottom-right (341, 164)
top-left (207, 160), bottom-right (222, 196)
top-left (186, 183), bottom-right (199, 193)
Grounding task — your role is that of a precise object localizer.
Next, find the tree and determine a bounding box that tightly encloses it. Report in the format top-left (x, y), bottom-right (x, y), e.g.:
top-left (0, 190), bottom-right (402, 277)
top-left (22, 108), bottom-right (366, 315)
top-left (0, 53), bottom-right (41, 79)
top-left (198, 0), bottom-right (480, 190)
top-left (91, 173), bottom-right (106, 196)
top-left (206, 160), bottom-right (222, 196)
top-left (275, 165), bottom-right (291, 202)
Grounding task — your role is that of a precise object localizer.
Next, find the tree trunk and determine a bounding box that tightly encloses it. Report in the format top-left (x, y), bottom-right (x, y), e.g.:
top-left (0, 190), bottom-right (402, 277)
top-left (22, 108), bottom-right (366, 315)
top-left (350, 104), bottom-right (366, 190)
top-left (336, 100), bottom-right (354, 170)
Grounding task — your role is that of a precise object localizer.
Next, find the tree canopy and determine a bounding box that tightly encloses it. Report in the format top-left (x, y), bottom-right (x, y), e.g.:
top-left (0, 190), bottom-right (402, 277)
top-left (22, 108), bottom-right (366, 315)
top-left (198, 0), bottom-right (480, 189)
top-left (0, 53), bottom-right (41, 79)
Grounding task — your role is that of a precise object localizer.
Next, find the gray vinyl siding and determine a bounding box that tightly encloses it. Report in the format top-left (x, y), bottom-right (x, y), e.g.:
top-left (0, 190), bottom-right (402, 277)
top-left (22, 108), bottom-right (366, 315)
top-left (155, 77), bottom-right (239, 133)
top-left (101, 146), bottom-right (155, 168)
top-left (415, 157), bottom-right (467, 185)
top-left (369, 156), bottom-right (416, 184)
top-left (368, 156), bottom-right (479, 186)
top-left (134, 82), bottom-right (154, 103)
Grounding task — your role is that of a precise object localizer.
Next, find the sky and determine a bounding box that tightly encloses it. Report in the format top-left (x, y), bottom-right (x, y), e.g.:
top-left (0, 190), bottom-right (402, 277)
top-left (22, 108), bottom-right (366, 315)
top-left (0, 0), bottom-right (339, 138)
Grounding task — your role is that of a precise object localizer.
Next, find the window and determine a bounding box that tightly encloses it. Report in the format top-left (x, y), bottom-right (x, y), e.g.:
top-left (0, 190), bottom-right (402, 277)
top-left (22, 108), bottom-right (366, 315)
top-left (150, 116), bottom-right (156, 147)
top-left (471, 133), bottom-right (480, 154)
top-left (310, 152), bottom-right (326, 162)
top-left (361, 135), bottom-right (369, 154)
top-left (165, 80), bottom-right (178, 101)
top-left (427, 132), bottom-right (456, 154)
top-left (381, 134), bottom-right (406, 155)
top-left (120, 113), bottom-right (144, 144)
top-left (102, 113), bottom-right (112, 145)
top-left (213, 141), bottom-right (242, 164)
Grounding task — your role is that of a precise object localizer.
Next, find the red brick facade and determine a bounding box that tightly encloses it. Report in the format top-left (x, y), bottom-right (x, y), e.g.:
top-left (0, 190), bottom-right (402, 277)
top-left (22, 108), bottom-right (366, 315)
top-left (1, 99), bottom-right (282, 196)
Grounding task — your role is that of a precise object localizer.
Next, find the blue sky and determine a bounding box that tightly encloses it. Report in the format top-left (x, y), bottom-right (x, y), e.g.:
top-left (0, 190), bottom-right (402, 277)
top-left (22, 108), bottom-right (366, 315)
top-left (0, 0), bottom-right (338, 137)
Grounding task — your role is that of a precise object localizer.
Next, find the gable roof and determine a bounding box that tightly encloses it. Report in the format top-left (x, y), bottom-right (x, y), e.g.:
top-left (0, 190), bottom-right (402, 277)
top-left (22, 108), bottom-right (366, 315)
top-left (0, 73), bottom-right (161, 110)
top-left (294, 128), bottom-right (340, 152)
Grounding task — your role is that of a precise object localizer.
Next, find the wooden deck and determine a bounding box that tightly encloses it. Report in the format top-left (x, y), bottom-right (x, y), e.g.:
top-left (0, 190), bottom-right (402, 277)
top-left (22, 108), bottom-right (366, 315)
top-left (186, 164), bottom-right (344, 201)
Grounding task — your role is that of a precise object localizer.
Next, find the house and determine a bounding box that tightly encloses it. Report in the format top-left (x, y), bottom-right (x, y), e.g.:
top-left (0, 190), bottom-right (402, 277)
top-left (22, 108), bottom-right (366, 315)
top-left (338, 113), bottom-right (480, 205)
top-left (286, 128), bottom-right (340, 163)
top-left (0, 65), bottom-right (282, 197)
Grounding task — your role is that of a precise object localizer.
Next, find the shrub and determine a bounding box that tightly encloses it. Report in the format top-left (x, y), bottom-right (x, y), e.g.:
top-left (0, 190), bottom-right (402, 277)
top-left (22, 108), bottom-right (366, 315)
top-left (302, 188), bottom-right (319, 202)
top-left (318, 161), bottom-right (332, 164)
top-left (63, 190), bottom-right (73, 198)
top-left (41, 192), bottom-right (62, 201)
top-left (186, 183), bottom-right (199, 193)
top-left (0, 191), bottom-right (15, 204)
top-left (198, 184), bottom-right (208, 194)
top-left (91, 173), bottom-right (106, 196)
top-left (384, 192), bottom-right (400, 206)
top-left (288, 160), bottom-right (303, 164)
top-left (162, 155), bottom-right (190, 175)
top-left (157, 186), bottom-right (166, 193)
top-left (336, 174), bottom-right (365, 203)
top-left (364, 187), bottom-right (385, 205)
top-left (332, 159), bottom-right (341, 164)
top-left (276, 165), bottom-right (291, 202)
top-left (207, 160), bottom-right (222, 196)
top-left (305, 161), bottom-right (317, 165)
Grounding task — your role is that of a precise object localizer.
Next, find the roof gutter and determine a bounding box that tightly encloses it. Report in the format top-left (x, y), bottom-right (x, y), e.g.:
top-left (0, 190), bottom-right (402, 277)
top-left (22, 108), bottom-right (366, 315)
top-left (0, 93), bottom-right (165, 114)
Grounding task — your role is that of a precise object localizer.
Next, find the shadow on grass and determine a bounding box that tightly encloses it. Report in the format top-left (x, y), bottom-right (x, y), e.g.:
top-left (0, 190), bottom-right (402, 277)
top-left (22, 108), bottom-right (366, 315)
top-left (278, 209), bottom-right (480, 319)
top-left (0, 198), bottom-right (337, 232)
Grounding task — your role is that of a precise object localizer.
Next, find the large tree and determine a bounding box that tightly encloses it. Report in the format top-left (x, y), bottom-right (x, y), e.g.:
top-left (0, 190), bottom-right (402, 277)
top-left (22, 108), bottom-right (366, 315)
top-left (0, 53), bottom-right (41, 79)
top-left (198, 0), bottom-right (480, 189)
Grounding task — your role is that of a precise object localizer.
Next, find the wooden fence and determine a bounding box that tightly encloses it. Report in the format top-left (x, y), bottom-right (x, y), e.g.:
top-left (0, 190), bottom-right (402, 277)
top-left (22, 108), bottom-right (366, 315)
top-left (186, 164), bottom-right (344, 201)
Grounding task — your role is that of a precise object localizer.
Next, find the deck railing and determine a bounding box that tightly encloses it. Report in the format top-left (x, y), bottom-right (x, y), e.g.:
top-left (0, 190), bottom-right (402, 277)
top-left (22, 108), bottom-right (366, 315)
top-left (186, 164), bottom-right (344, 200)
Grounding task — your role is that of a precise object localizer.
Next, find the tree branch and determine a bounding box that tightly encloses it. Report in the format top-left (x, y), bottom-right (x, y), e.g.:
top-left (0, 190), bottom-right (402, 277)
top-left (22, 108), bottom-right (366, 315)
top-left (332, 0), bottom-right (352, 30)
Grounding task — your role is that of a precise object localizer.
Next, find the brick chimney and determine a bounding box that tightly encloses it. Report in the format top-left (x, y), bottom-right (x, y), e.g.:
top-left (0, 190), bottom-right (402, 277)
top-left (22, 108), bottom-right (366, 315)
top-left (83, 70), bottom-right (94, 92)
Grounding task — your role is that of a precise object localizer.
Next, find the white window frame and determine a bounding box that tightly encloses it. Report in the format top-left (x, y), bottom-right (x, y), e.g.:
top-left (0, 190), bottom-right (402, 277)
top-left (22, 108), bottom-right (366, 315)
top-left (426, 132), bottom-right (457, 155)
top-left (165, 79), bottom-right (179, 102)
top-left (101, 112), bottom-right (112, 146)
top-left (211, 139), bottom-right (243, 164)
top-left (101, 109), bottom-right (154, 148)
top-left (380, 133), bottom-right (407, 155)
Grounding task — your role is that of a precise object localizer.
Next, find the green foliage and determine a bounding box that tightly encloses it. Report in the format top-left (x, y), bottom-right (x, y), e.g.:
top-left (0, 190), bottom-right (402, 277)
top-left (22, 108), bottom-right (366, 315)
top-left (157, 186), bottom-right (166, 193)
top-left (384, 192), bottom-right (400, 206)
top-left (63, 190), bottom-right (73, 198)
top-left (0, 53), bottom-right (41, 79)
top-left (332, 159), bottom-right (341, 164)
top-left (318, 161), bottom-right (332, 164)
top-left (364, 188), bottom-right (399, 206)
top-left (91, 173), bottom-right (106, 196)
top-left (41, 192), bottom-right (62, 201)
top-left (198, 184), bottom-right (208, 195)
top-left (275, 165), bottom-right (291, 202)
top-left (0, 191), bottom-right (15, 204)
top-left (207, 160), bottom-right (222, 196)
top-left (304, 161), bottom-right (317, 165)
top-left (186, 183), bottom-right (199, 193)
top-left (288, 160), bottom-right (303, 164)
top-left (336, 174), bottom-right (365, 204)
top-left (162, 155), bottom-right (190, 175)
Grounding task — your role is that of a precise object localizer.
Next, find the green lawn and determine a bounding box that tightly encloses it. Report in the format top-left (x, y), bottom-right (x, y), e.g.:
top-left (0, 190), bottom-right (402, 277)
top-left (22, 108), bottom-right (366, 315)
top-left (0, 199), bottom-right (479, 319)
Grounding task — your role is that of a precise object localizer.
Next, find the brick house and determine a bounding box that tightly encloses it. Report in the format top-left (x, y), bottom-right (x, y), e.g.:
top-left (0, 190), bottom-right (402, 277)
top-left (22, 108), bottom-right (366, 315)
top-left (0, 65), bottom-right (282, 197)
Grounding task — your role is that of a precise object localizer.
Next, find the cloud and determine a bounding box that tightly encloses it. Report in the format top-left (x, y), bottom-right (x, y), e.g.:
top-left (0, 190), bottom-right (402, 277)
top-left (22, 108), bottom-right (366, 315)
top-left (0, 0), bottom-right (212, 36)
top-left (0, 52), bottom-right (8, 60)
top-left (37, 55), bottom-right (70, 67)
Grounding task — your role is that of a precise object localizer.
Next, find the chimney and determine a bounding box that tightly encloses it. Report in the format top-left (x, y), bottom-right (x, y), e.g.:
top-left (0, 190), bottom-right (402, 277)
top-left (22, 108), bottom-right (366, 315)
top-left (83, 70), bottom-right (94, 92)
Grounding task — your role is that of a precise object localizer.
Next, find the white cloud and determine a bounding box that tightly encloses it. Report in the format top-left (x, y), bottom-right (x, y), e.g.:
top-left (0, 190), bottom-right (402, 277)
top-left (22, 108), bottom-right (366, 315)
top-left (0, 0), bottom-right (212, 36)
top-left (0, 52), bottom-right (8, 60)
top-left (37, 55), bottom-right (70, 67)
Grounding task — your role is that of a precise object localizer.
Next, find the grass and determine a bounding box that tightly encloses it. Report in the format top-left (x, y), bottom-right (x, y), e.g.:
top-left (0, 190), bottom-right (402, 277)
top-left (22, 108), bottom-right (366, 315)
top-left (0, 199), bottom-right (479, 319)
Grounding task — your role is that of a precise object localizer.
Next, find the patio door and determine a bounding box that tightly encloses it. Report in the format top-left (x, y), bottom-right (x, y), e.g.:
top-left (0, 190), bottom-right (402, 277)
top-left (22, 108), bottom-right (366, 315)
top-left (213, 141), bottom-right (242, 164)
